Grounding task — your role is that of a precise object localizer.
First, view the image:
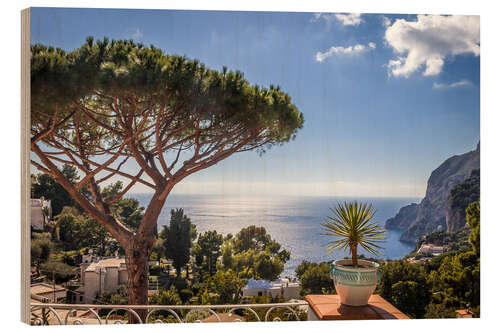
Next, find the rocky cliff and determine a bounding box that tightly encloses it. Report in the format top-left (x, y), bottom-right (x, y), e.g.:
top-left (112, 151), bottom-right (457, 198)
top-left (445, 169), bottom-right (480, 232)
top-left (385, 203), bottom-right (418, 230)
top-left (386, 143), bottom-right (480, 244)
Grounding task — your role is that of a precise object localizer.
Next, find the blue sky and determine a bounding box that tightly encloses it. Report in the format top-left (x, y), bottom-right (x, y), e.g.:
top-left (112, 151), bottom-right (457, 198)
top-left (30, 8), bottom-right (480, 198)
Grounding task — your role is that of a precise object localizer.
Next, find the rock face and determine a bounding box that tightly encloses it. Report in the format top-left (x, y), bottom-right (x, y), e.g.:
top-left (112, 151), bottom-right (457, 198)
top-left (385, 203), bottom-right (418, 230)
top-left (445, 200), bottom-right (465, 234)
top-left (445, 169), bottom-right (480, 232)
top-left (386, 143), bottom-right (480, 244)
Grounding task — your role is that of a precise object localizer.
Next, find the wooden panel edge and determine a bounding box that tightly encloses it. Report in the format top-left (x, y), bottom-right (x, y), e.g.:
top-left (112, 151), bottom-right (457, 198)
top-left (20, 7), bottom-right (31, 325)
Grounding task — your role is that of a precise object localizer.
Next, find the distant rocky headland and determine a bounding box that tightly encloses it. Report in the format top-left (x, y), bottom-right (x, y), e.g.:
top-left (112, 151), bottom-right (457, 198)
top-left (386, 143), bottom-right (480, 244)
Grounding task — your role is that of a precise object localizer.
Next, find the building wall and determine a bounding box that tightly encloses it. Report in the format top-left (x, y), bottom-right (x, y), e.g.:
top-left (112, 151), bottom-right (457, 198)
top-left (105, 267), bottom-right (118, 292)
top-left (418, 244), bottom-right (446, 255)
top-left (83, 271), bottom-right (99, 302)
top-left (83, 267), bottom-right (128, 302)
top-left (30, 199), bottom-right (51, 231)
top-left (242, 288), bottom-right (268, 298)
top-left (69, 292), bottom-right (85, 304)
top-left (30, 206), bottom-right (45, 230)
top-left (283, 285), bottom-right (300, 300)
top-left (242, 285), bottom-right (299, 301)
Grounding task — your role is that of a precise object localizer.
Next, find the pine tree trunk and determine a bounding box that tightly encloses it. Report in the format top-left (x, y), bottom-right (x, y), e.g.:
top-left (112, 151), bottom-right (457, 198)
top-left (125, 242), bottom-right (152, 324)
top-left (121, 191), bottom-right (168, 324)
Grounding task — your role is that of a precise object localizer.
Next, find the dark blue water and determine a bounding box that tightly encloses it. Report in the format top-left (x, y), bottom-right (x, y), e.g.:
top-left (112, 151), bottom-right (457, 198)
top-left (131, 194), bottom-right (418, 277)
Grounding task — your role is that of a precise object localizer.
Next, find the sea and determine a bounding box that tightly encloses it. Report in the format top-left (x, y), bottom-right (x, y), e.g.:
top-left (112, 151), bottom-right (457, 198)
top-left (132, 194), bottom-right (419, 278)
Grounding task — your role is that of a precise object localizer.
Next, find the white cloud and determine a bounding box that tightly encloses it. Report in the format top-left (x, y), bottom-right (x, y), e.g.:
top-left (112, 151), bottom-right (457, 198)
top-left (382, 16), bottom-right (392, 27)
top-left (311, 13), bottom-right (363, 28)
top-left (334, 13), bottom-right (363, 26)
top-left (315, 42), bottom-right (376, 62)
top-left (311, 13), bottom-right (337, 30)
top-left (132, 28), bottom-right (143, 40)
top-left (433, 79), bottom-right (473, 89)
top-left (385, 15), bottom-right (480, 77)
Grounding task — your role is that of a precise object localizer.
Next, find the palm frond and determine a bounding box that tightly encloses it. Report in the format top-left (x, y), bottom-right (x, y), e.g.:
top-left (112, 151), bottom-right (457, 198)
top-left (322, 201), bottom-right (387, 257)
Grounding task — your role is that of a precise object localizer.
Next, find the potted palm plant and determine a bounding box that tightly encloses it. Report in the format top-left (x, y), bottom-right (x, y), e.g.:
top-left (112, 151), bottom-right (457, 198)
top-left (322, 201), bottom-right (386, 306)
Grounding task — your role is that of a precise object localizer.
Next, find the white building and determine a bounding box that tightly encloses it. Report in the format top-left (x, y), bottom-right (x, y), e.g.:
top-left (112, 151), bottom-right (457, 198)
top-left (31, 197), bottom-right (52, 231)
top-left (406, 257), bottom-right (431, 264)
top-left (78, 257), bottom-right (128, 303)
top-left (242, 278), bottom-right (300, 301)
top-left (417, 244), bottom-right (448, 256)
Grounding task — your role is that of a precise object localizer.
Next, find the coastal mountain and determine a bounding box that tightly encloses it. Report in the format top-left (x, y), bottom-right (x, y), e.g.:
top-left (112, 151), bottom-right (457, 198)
top-left (385, 203), bottom-right (418, 230)
top-left (386, 143), bottom-right (480, 244)
top-left (445, 169), bottom-right (480, 232)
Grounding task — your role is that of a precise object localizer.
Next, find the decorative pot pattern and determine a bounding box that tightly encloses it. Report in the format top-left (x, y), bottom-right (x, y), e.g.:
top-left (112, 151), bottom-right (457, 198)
top-left (330, 259), bottom-right (381, 306)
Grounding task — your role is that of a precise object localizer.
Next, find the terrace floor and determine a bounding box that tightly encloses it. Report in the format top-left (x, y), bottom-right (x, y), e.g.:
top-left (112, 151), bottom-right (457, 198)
top-left (305, 294), bottom-right (409, 320)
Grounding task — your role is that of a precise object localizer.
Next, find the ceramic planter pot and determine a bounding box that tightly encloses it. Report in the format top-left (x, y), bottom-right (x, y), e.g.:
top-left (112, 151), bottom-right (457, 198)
top-left (330, 259), bottom-right (381, 306)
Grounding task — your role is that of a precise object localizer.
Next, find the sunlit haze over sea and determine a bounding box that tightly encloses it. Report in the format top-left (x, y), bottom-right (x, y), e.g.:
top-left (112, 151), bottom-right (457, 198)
top-left (133, 194), bottom-right (417, 278)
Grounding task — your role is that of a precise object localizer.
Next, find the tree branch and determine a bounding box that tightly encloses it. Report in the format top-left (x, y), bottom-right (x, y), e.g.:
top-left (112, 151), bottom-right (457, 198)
top-left (75, 138), bottom-right (131, 190)
top-left (31, 142), bottom-right (133, 243)
top-left (106, 169), bottom-right (144, 205)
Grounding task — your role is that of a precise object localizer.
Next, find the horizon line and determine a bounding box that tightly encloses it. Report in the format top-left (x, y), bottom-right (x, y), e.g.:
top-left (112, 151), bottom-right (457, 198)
top-left (125, 192), bottom-right (424, 200)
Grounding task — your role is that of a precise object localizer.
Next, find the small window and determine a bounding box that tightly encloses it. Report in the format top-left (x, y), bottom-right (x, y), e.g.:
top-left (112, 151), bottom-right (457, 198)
top-left (258, 292), bottom-right (263, 297)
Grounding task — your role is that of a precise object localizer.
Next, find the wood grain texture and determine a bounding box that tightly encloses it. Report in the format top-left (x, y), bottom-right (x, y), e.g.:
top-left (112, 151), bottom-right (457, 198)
top-left (20, 7), bottom-right (31, 325)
